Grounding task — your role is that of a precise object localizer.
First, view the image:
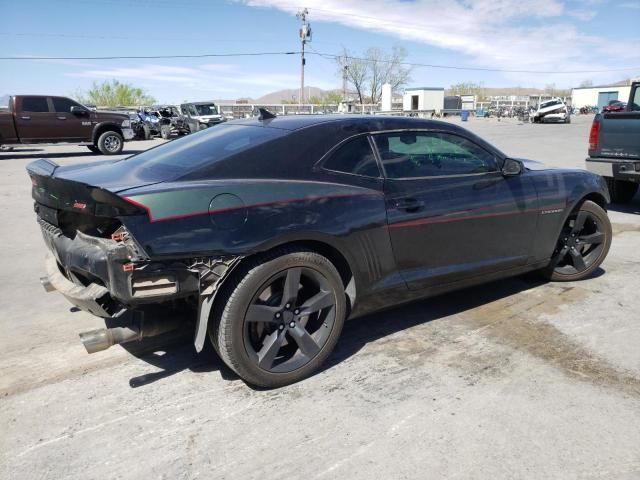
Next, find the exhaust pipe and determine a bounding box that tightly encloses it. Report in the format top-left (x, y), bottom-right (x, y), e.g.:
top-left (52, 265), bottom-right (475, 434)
top-left (79, 317), bottom-right (180, 354)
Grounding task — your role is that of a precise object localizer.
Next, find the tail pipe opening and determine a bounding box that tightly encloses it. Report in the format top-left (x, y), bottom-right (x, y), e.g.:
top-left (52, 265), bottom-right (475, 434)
top-left (79, 316), bottom-right (180, 354)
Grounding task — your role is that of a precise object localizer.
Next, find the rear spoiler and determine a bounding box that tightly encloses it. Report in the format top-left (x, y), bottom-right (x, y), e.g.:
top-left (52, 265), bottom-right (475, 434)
top-left (27, 159), bottom-right (145, 217)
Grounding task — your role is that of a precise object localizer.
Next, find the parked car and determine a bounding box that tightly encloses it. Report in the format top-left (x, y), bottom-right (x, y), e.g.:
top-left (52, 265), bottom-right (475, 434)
top-left (150, 105), bottom-right (197, 139)
top-left (0, 95), bottom-right (134, 154)
top-left (586, 81), bottom-right (640, 203)
top-left (602, 100), bottom-right (627, 113)
top-left (530, 98), bottom-right (570, 123)
top-left (180, 102), bottom-right (226, 131)
top-left (29, 114), bottom-right (612, 387)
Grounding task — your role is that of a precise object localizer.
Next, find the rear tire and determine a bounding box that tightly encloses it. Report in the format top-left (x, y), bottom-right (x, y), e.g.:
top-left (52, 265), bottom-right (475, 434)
top-left (97, 131), bottom-right (123, 155)
top-left (209, 248), bottom-right (346, 388)
top-left (541, 200), bottom-right (611, 282)
top-left (160, 125), bottom-right (171, 140)
top-left (606, 178), bottom-right (638, 204)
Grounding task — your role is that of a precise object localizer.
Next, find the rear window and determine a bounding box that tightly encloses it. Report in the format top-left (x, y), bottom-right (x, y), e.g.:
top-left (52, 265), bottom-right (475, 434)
top-left (22, 97), bottom-right (50, 112)
top-left (120, 124), bottom-right (287, 181)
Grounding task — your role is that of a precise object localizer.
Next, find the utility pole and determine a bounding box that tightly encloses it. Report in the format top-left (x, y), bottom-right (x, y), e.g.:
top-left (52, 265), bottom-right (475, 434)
top-left (296, 8), bottom-right (311, 106)
top-left (341, 55), bottom-right (348, 100)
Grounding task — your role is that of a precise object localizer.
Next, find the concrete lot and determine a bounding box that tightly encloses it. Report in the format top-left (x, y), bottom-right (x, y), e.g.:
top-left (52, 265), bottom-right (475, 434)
top-left (1, 116), bottom-right (639, 480)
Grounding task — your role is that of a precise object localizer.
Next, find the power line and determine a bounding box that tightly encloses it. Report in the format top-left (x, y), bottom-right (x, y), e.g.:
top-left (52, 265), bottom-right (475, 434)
top-left (0, 52), bottom-right (299, 60)
top-left (307, 51), bottom-right (640, 75)
top-left (1, 49), bottom-right (637, 75)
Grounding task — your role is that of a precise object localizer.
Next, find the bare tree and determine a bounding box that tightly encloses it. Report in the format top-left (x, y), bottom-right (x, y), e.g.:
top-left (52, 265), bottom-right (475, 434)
top-left (339, 46), bottom-right (411, 104)
top-left (579, 79), bottom-right (593, 88)
top-left (339, 48), bottom-right (369, 105)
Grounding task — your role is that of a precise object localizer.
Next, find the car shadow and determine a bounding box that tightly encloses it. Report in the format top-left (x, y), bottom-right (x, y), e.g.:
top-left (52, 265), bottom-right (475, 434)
top-left (105, 307), bottom-right (240, 388)
top-left (117, 273), bottom-right (563, 390)
top-left (317, 274), bottom-right (547, 376)
top-left (0, 149), bottom-right (146, 160)
top-left (607, 197), bottom-right (640, 215)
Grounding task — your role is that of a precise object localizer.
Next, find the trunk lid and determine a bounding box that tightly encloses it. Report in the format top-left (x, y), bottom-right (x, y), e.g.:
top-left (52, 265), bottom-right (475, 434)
top-left (27, 159), bottom-right (147, 227)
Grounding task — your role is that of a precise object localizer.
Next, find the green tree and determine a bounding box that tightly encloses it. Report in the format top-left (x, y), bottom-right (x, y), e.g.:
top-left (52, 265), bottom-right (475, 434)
top-left (446, 82), bottom-right (486, 101)
top-left (77, 79), bottom-right (155, 107)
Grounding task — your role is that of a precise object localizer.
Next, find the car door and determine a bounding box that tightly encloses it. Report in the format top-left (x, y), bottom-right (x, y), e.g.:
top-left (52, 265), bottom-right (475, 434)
top-left (13, 96), bottom-right (56, 142)
top-left (374, 130), bottom-right (538, 290)
top-left (50, 97), bottom-right (94, 141)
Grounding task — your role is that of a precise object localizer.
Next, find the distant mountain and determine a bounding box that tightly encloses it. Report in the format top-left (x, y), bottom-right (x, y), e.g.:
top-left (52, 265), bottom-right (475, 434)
top-left (256, 86), bottom-right (328, 104)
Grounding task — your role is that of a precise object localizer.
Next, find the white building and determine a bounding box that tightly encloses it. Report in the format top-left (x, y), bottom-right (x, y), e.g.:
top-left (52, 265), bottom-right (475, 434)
top-left (571, 80), bottom-right (635, 109)
top-left (403, 87), bottom-right (444, 113)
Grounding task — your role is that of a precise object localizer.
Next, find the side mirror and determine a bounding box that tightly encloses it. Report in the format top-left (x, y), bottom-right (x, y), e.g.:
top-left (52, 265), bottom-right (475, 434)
top-left (502, 158), bottom-right (523, 176)
top-left (70, 106), bottom-right (88, 115)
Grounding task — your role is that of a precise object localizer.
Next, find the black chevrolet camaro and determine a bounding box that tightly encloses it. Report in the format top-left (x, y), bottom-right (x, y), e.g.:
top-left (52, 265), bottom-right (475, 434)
top-left (28, 114), bottom-right (612, 387)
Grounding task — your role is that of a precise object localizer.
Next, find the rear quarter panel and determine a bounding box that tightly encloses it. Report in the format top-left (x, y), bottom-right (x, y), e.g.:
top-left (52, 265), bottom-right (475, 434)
top-left (120, 179), bottom-right (398, 300)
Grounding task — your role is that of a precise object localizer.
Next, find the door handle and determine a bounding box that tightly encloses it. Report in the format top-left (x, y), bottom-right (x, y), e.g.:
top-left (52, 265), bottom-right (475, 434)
top-left (57, 116), bottom-right (67, 120)
top-left (20, 116), bottom-right (31, 120)
top-left (395, 198), bottom-right (425, 212)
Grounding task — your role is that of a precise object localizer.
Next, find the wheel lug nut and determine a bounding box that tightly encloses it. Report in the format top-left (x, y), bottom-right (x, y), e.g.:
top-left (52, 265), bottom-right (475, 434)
top-left (275, 312), bottom-right (281, 319)
top-left (289, 321), bottom-right (295, 328)
top-left (294, 309), bottom-right (300, 315)
top-left (285, 303), bottom-right (291, 309)
top-left (279, 324), bottom-right (284, 330)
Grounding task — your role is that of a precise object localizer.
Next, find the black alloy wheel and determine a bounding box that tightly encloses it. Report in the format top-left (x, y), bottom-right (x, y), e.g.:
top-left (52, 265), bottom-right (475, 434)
top-left (545, 200), bottom-right (611, 281)
top-left (210, 249), bottom-right (346, 388)
top-left (244, 267), bottom-right (336, 373)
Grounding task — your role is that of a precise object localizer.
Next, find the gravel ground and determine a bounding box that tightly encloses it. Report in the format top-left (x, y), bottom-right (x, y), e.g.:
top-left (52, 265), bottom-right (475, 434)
top-left (1, 115), bottom-right (639, 480)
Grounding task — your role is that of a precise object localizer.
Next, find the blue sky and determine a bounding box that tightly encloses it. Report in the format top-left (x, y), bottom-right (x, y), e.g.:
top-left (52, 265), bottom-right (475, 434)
top-left (1, 0), bottom-right (639, 103)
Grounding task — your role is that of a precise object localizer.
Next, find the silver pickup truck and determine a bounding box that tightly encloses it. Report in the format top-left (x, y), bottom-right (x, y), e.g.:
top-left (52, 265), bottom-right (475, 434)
top-left (586, 81), bottom-right (640, 203)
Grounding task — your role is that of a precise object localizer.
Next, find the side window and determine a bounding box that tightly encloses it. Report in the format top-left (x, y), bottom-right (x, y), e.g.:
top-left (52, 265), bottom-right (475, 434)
top-left (21, 97), bottom-right (50, 113)
top-left (630, 87), bottom-right (640, 111)
top-left (52, 97), bottom-right (81, 113)
top-left (323, 136), bottom-right (380, 177)
top-left (373, 131), bottom-right (497, 179)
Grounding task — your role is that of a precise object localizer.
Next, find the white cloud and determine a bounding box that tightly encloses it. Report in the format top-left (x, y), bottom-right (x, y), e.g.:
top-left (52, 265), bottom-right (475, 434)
top-left (619, 1), bottom-right (640, 8)
top-left (567, 9), bottom-right (596, 20)
top-left (65, 63), bottom-right (305, 100)
top-left (242, 0), bottom-right (640, 86)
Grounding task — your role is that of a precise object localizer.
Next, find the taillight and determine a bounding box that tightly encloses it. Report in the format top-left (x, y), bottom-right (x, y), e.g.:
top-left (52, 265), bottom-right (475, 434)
top-left (589, 119), bottom-right (600, 151)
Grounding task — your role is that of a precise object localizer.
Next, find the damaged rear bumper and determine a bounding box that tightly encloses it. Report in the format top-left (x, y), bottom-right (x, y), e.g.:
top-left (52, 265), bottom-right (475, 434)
top-left (38, 217), bottom-right (200, 316)
top-left (37, 216), bottom-right (241, 352)
top-left (43, 253), bottom-right (112, 317)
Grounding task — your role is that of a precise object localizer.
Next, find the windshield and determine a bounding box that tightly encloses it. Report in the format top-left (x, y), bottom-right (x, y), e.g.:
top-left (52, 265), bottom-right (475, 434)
top-left (195, 104), bottom-right (218, 115)
top-left (541, 100), bottom-right (562, 109)
top-left (114, 124), bottom-right (286, 182)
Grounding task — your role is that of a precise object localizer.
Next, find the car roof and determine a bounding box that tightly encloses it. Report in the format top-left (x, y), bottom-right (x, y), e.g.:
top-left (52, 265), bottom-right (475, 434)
top-left (226, 114), bottom-right (467, 133)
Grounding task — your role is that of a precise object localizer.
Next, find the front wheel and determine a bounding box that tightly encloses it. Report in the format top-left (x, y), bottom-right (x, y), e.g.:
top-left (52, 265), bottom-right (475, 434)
top-left (97, 131), bottom-right (123, 155)
top-left (542, 200), bottom-right (612, 281)
top-left (209, 249), bottom-right (346, 388)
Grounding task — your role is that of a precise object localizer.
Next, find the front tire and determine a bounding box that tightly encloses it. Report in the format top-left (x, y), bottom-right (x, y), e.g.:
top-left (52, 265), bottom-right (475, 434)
top-left (97, 131), bottom-right (123, 155)
top-left (542, 200), bottom-right (612, 281)
top-left (606, 178), bottom-right (638, 204)
top-left (209, 248), bottom-right (346, 388)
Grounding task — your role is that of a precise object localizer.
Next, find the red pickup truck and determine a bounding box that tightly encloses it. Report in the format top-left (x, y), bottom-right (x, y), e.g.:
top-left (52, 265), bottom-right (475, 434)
top-left (0, 95), bottom-right (134, 155)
